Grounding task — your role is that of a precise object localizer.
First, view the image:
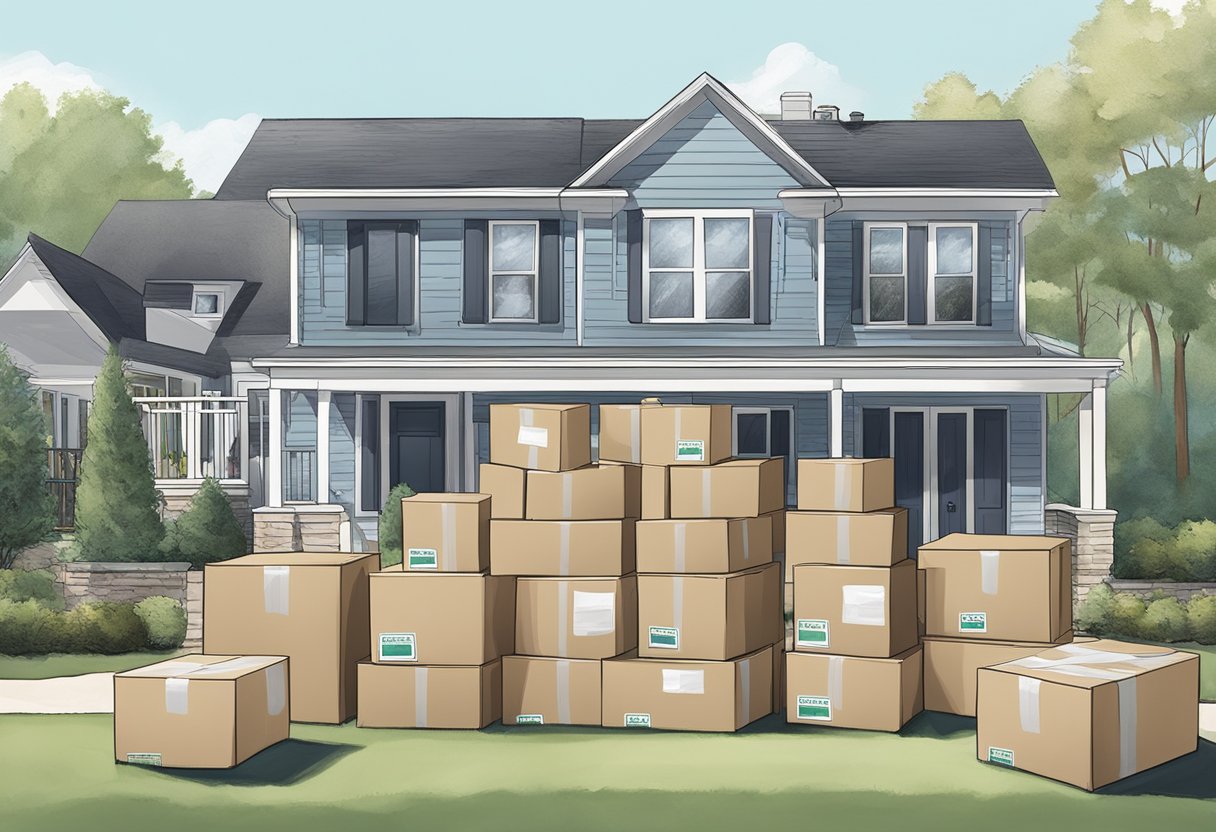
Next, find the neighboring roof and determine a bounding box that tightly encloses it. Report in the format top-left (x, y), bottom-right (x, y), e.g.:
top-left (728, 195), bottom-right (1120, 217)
top-left (26, 234), bottom-right (145, 341)
top-left (118, 337), bottom-right (232, 378)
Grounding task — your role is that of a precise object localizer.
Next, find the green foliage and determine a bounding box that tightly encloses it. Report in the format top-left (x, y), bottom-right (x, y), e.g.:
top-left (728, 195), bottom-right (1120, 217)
top-left (0, 599), bottom-right (149, 655)
top-left (1114, 517), bottom-right (1216, 581)
top-left (133, 596), bottom-right (186, 650)
top-left (378, 481), bottom-right (417, 568)
top-left (1075, 583), bottom-right (1216, 645)
top-left (160, 477), bottom-right (248, 568)
top-left (1188, 595), bottom-right (1216, 644)
top-left (0, 569), bottom-right (63, 611)
top-left (0, 345), bottom-right (56, 569)
top-left (1075, 582), bottom-right (1118, 634)
top-left (1140, 597), bottom-right (1191, 643)
top-left (72, 347), bottom-right (164, 561)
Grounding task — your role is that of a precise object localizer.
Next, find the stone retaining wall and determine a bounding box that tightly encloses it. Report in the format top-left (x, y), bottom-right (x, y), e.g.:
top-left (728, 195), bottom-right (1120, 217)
top-left (58, 561), bottom-right (202, 649)
top-left (1107, 580), bottom-right (1216, 602)
top-left (1045, 503), bottom-right (1117, 605)
top-left (253, 506), bottom-right (350, 552)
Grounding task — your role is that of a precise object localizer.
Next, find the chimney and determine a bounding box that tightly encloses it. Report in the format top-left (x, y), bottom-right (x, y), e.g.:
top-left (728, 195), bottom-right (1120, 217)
top-left (813, 105), bottom-right (841, 121)
top-left (780, 91), bottom-right (813, 121)
top-left (849, 111), bottom-right (865, 122)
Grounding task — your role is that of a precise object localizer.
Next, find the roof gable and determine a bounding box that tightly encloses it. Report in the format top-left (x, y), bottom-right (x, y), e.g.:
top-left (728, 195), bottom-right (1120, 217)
top-left (25, 234), bottom-right (144, 341)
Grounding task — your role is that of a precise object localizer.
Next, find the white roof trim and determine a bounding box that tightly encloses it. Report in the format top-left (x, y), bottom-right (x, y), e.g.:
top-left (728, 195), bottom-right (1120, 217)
top-left (825, 188), bottom-right (1059, 199)
top-left (570, 72), bottom-right (833, 189)
top-left (267, 187), bottom-right (629, 200)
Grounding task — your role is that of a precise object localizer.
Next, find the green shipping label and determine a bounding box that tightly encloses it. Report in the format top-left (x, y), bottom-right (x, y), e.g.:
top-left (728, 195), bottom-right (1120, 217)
top-left (959, 612), bottom-right (988, 633)
top-left (379, 632), bottom-right (417, 662)
top-left (125, 752), bottom-right (162, 767)
top-left (516, 714), bottom-right (544, 725)
top-left (648, 626), bottom-right (679, 649)
top-left (408, 548), bottom-right (438, 569)
top-left (988, 747), bottom-right (1015, 767)
top-left (796, 695), bottom-right (832, 722)
top-left (796, 619), bottom-right (830, 648)
top-left (675, 440), bottom-right (705, 461)
top-left (624, 713), bottom-right (652, 728)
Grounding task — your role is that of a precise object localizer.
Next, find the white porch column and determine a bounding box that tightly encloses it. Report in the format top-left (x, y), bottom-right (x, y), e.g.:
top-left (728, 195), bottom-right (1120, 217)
top-left (1077, 380), bottom-right (1108, 511)
top-left (267, 390), bottom-right (283, 508)
top-left (316, 390), bottom-right (331, 504)
top-left (830, 381), bottom-right (844, 457)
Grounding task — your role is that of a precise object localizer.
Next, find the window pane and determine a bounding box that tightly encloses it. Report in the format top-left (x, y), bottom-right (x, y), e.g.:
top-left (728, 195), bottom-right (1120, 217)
top-left (648, 219), bottom-right (693, 268)
top-left (770, 409), bottom-right (791, 457)
top-left (648, 271), bottom-right (693, 318)
top-left (936, 227), bottom-right (974, 275)
top-left (492, 273), bottom-right (536, 319)
top-left (194, 293), bottom-right (219, 315)
top-left (869, 276), bottom-right (905, 322)
top-left (869, 228), bottom-right (904, 275)
top-left (705, 271), bottom-right (751, 319)
top-left (736, 413), bottom-right (768, 456)
top-left (365, 227), bottom-right (398, 325)
top-left (492, 224), bottom-right (536, 271)
top-left (704, 218), bottom-right (750, 269)
top-left (935, 276), bottom-right (974, 322)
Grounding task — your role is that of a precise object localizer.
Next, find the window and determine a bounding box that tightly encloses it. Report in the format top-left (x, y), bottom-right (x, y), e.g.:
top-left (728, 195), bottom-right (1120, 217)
top-left (732, 406), bottom-right (793, 503)
top-left (643, 211), bottom-right (752, 322)
top-left (489, 221), bottom-right (539, 322)
top-left (929, 223), bottom-right (977, 323)
top-left (347, 221), bottom-right (417, 327)
top-left (192, 292), bottom-right (222, 317)
top-left (864, 223), bottom-right (907, 324)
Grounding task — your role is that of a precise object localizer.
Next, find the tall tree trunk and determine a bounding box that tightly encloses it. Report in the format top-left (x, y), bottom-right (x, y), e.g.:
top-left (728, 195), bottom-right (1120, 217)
top-left (1126, 306), bottom-right (1135, 374)
top-left (1141, 303), bottom-right (1163, 395)
top-left (1074, 266), bottom-right (1087, 355)
top-left (1174, 334), bottom-right (1190, 482)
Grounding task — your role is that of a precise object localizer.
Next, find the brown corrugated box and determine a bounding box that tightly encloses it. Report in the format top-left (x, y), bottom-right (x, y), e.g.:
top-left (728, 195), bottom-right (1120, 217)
top-left (668, 458), bottom-right (785, 519)
top-left (601, 644), bottom-right (775, 732)
top-left (772, 639), bottom-right (786, 713)
top-left (923, 633), bottom-right (1080, 717)
top-left (642, 465), bottom-right (670, 519)
top-left (766, 508), bottom-right (786, 558)
top-left (639, 403), bottom-right (733, 466)
top-left (479, 463), bottom-right (526, 520)
top-left (356, 660), bottom-right (501, 729)
top-left (637, 562), bottom-right (782, 661)
top-left (599, 403), bottom-right (642, 464)
top-left (976, 639), bottom-right (1199, 790)
top-left (792, 560), bottom-right (919, 658)
top-left (114, 655), bottom-right (289, 768)
top-left (502, 655), bottom-right (602, 726)
top-left (203, 551), bottom-right (377, 724)
top-left (515, 575), bottom-right (637, 659)
top-left (797, 458), bottom-right (894, 512)
top-left (401, 493), bottom-right (490, 572)
top-left (490, 519), bottom-right (636, 577)
top-left (785, 508), bottom-right (908, 578)
top-left (369, 569), bottom-right (515, 665)
top-left (490, 403), bottom-right (591, 472)
top-left (525, 464), bottom-right (641, 520)
top-left (919, 534), bottom-right (1072, 643)
top-left (636, 516), bottom-right (773, 574)
top-left (785, 646), bottom-right (923, 732)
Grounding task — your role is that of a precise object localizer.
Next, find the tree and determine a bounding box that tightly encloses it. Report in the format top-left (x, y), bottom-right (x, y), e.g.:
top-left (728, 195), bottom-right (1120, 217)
top-left (913, 73), bottom-right (1003, 120)
top-left (377, 481), bottom-right (417, 568)
top-left (0, 346), bottom-right (56, 569)
top-left (73, 346), bottom-right (164, 560)
top-left (160, 477), bottom-right (248, 568)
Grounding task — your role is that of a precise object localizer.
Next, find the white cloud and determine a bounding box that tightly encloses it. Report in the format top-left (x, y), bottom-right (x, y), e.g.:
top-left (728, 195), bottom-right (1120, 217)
top-left (1148, 0), bottom-right (1188, 18)
top-left (0, 50), bottom-right (99, 112)
top-left (726, 43), bottom-right (865, 115)
top-left (155, 114), bottom-right (260, 194)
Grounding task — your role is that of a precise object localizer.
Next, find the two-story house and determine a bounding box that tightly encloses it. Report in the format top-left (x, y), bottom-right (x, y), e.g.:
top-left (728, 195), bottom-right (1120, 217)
top-left (0, 74), bottom-right (1121, 578)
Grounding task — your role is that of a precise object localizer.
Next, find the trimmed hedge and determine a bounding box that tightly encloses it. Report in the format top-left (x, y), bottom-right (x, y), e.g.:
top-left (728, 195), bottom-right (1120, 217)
top-left (0, 568), bottom-right (63, 611)
top-left (1114, 518), bottom-right (1216, 581)
top-left (134, 596), bottom-right (187, 650)
top-left (1077, 583), bottom-right (1216, 644)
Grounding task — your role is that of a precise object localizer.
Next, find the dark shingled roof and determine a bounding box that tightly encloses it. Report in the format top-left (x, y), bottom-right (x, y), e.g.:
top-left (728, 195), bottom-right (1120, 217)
top-left (26, 234), bottom-right (145, 341)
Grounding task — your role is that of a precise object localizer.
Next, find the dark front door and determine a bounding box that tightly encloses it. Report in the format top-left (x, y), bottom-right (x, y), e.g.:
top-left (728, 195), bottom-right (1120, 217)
top-left (937, 412), bottom-right (967, 536)
top-left (389, 402), bottom-right (445, 493)
top-left (973, 408), bottom-right (1008, 534)
top-left (893, 411), bottom-right (925, 556)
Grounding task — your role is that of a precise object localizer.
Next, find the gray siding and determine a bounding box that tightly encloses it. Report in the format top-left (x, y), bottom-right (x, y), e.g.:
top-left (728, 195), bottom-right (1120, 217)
top-left (329, 393), bottom-right (356, 511)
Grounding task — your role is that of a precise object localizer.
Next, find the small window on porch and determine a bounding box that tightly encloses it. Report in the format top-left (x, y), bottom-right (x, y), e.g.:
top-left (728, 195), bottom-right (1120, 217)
top-left (732, 406), bottom-right (792, 503)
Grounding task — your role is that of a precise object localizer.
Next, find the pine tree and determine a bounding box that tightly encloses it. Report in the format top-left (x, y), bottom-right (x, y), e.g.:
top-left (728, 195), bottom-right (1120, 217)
top-left (0, 346), bottom-right (56, 568)
top-left (74, 346), bottom-right (164, 560)
top-left (161, 477), bottom-right (248, 568)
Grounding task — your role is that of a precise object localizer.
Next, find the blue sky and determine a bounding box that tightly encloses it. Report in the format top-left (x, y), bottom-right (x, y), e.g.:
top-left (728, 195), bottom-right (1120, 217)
top-left (0, 0), bottom-right (1108, 190)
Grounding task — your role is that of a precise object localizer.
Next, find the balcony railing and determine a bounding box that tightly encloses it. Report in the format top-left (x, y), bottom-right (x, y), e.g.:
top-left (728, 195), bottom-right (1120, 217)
top-left (135, 396), bottom-right (246, 481)
top-left (47, 448), bottom-right (82, 530)
top-left (283, 449), bottom-right (316, 502)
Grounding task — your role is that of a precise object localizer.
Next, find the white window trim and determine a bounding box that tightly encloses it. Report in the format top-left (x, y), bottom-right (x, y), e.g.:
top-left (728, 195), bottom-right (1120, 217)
top-left (927, 222), bottom-right (979, 325)
top-left (863, 221), bottom-right (908, 326)
top-left (642, 208), bottom-right (754, 324)
top-left (488, 220), bottom-right (540, 324)
top-left (191, 289), bottom-right (224, 319)
top-left (731, 405), bottom-right (794, 458)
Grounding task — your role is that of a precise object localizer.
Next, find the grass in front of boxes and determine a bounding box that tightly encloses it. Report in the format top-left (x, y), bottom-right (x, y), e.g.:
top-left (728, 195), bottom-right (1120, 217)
top-left (1133, 641), bottom-right (1216, 701)
top-left (0, 650), bottom-right (186, 680)
top-left (3, 713), bottom-right (1212, 831)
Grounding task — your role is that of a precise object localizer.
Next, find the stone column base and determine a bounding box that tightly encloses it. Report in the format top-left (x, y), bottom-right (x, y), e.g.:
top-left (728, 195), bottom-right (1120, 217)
top-left (253, 506), bottom-right (350, 552)
top-left (1044, 503), bottom-right (1118, 606)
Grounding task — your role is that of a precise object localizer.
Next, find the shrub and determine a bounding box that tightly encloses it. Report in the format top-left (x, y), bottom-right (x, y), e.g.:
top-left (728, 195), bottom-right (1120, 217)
top-left (161, 477), bottom-right (248, 567)
top-left (1075, 583), bottom-right (1118, 634)
top-left (1171, 521), bottom-right (1216, 582)
top-left (1139, 597), bottom-right (1191, 643)
top-left (1115, 517), bottom-right (1216, 581)
top-left (62, 602), bottom-right (147, 654)
top-left (0, 345), bottom-right (57, 569)
top-left (377, 481), bottom-right (416, 568)
top-left (1188, 594), bottom-right (1216, 644)
top-left (134, 596), bottom-right (187, 649)
top-left (0, 599), bottom-right (64, 654)
top-left (0, 568), bottom-right (63, 610)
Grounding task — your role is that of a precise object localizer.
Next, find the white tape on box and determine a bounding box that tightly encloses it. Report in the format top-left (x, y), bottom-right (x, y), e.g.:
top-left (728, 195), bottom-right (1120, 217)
top-left (629, 407), bottom-right (641, 464)
top-left (164, 678), bottom-right (189, 715)
top-left (701, 469), bottom-right (712, 518)
top-left (559, 523), bottom-right (571, 576)
top-left (1018, 676), bottom-right (1041, 733)
top-left (662, 668), bottom-right (705, 695)
top-left (415, 666), bottom-right (429, 728)
top-left (441, 503), bottom-right (457, 571)
top-left (672, 576), bottom-right (684, 635)
top-left (572, 590), bottom-right (615, 637)
top-left (556, 659), bottom-right (571, 724)
top-left (517, 408), bottom-right (545, 468)
top-left (828, 655), bottom-right (845, 712)
top-left (836, 515), bottom-right (851, 564)
top-left (1117, 678), bottom-right (1138, 779)
top-left (265, 663), bottom-right (287, 716)
top-left (562, 473), bottom-right (574, 519)
top-left (834, 463), bottom-right (852, 511)
top-left (263, 565), bottom-right (290, 616)
top-left (980, 550), bottom-right (1000, 595)
top-left (739, 657), bottom-right (751, 720)
top-left (841, 585), bottom-right (886, 627)
top-left (673, 523), bottom-right (686, 572)
top-left (741, 520), bottom-right (751, 562)
top-left (557, 581), bottom-right (569, 656)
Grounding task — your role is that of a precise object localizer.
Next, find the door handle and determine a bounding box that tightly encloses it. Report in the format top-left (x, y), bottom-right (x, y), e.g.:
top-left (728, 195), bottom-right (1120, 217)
top-left (946, 501), bottom-right (957, 513)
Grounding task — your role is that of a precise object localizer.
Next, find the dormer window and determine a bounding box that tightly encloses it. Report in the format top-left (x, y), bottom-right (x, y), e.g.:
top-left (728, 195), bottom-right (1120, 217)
top-left (192, 291), bottom-right (223, 317)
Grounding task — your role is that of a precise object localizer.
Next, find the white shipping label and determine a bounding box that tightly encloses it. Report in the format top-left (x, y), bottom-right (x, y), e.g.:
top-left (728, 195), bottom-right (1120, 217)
top-left (572, 590), bottom-right (616, 636)
top-left (676, 439), bottom-right (705, 462)
top-left (517, 425), bottom-right (549, 448)
top-left (265, 663), bottom-right (287, 716)
top-left (661, 668), bottom-right (705, 695)
top-left (841, 585), bottom-right (886, 627)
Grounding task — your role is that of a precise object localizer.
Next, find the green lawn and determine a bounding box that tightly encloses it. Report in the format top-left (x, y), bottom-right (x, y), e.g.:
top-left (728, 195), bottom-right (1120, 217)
top-left (0, 713), bottom-right (1211, 831)
top-left (1126, 641), bottom-right (1216, 701)
top-left (0, 650), bottom-right (185, 680)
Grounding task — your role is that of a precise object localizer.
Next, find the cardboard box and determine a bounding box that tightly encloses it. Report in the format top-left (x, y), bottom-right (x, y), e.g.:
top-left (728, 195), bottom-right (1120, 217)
top-left (356, 660), bottom-right (501, 729)
top-left (525, 464), bottom-right (641, 520)
top-left (490, 519), bottom-right (636, 577)
top-left (976, 640), bottom-right (1199, 790)
top-left (601, 644), bottom-right (775, 732)
top-left (636, 516), bottom-right (773, 574)
top-left (923, 633), bottom-right (1079, 717)
top-left (792, 560), bottom-right (919, 658)
top-left (785, 508), bottom-right (908, 578)
top-left (599, 403), bottom-right (642, 464)
top-left (515, 576), bottom-right (637, 659)
top-left (490, 403), bottom-right (591, 472)
top-left (668, 458), bottom-right (786, 519)
top-left (642, 465), bottom-right (670, 519)
top-left (502, 655), bottom-right (602, 726)
top-left (772, 639), bottom-right (786, 713)
top-left (766, 509), bottom-right (786, 558)
top-left (785, 646), bottom-right (923, 732)
top-left (114, 655), bottom-right (289, 768)
top-left (479, 463), bottom-right (526, 520)
top-left (919, 534), bottom-right (1072, 643)
top-left (369, 569), bottom-right (515, 666)
top-left (203, 552), bottom-right (377, 723)
top-left (637, 562), bottom-right (782, 661)
top-left (797, 458), bottom-right (894, 512)
top-left (640, 404), bottom-right (732, 466)
top-left (401, 492), bottom-right (491, 572)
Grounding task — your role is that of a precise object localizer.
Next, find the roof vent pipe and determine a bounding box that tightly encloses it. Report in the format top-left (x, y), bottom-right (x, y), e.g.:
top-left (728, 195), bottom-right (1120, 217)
top-left (813, 105), bottom-right (840, 121)
top-left (780, 91), bottom-right (813, 120)
top-left (850, 111), bottom-right (865, 121)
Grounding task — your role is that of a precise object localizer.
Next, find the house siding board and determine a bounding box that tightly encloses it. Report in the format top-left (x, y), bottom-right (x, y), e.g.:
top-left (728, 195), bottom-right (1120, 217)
top-left (283, 391), bottom-right (317, 449)
top-left (329, 393), bottom-right (356, 511)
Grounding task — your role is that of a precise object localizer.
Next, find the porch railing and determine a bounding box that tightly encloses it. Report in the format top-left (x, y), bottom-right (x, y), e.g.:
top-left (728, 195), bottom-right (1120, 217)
top-left (134, 396), bottom-right (246, 481)
top-left (283, 449), bottom-right (316, 502)
top-left (47, 448), bottom-right (82, 530)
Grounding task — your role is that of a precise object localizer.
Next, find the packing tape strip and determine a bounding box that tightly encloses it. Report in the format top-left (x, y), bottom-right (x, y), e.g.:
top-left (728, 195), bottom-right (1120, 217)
top-left (556, 659), bottom-right (571, 725)
top-left (562, 473), bottom-right (574, 519)
top-left (836, 515), bottom-right (850, 564)
top-left (674, 523), bottom-right (686, 572)
top-left (834, 463), bottom-right (852, 511)
top-left (1009, 645), bottom-right (1176, 674)
top-left (442, 504), bottom-right (457, 571)
top-left (828, 655), bottom-right (844, 712)
top-left (520, 408), bottom-right (538, 469)
top-left (263, 565), bottom-right (290, 616)
top-left (980, 550), bottom-right (1000, 596)
top-left (629, 407), bottom-right (640, 464)
top-left (186, 656), bottom-right (278, 676)
top-left (701, 469), bottom-right (712, 517)
top-left (164, 677), bottom-right (189, 715)
top-left (739, 657), bottom-right (751, 724)
top-left (672, 576), bottom-right (684, 640)
top-left (265, 663), bottom-right (287, 716)
top-left (557, 580), bottom-right (569, 657)
top-left (741, 520), bottom-right (751, 562)
top-left (559, 523), bottom-right (571, 576)
top-left (1118, 678), bottom-right (1138, 780)
top-left (415, 666), bottom-right (428, 728)
top-left (1018, 676), bottom-right (1041, 733)
top-left (123, 659), bottom-right (213, 678)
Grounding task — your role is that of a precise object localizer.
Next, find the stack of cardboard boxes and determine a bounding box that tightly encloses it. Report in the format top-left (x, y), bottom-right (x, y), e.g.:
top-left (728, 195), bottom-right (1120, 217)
top-left (601, 404), bottom-right (784, 731)
top-left (785, 459), bottom-right (923, 732)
